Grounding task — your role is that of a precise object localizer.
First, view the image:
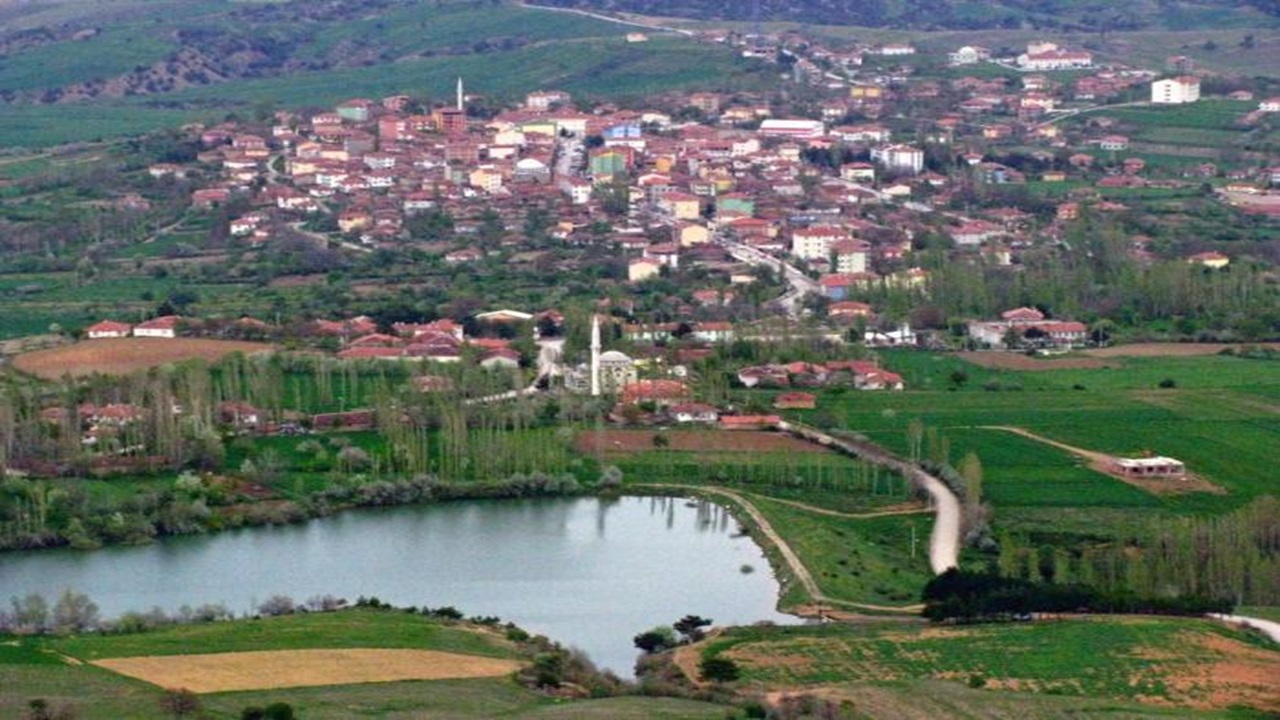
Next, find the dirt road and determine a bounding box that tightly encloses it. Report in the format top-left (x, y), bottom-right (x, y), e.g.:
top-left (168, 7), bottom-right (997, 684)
top-left (636, 483), bottom-right (924, 614)
top-left (777, 422), bottom-right (961, 574)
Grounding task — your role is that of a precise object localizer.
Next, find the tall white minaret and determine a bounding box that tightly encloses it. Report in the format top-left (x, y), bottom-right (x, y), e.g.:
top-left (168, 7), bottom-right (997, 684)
top-left (590, 314), bottom-right (602, 397)
top-left (456, 77), bottom-right (464, 112)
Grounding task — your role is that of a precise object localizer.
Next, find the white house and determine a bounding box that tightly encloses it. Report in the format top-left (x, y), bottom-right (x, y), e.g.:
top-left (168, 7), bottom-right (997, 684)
top-left (871, 144), bottom-right (925, 175)
top-left (791, 225), bottom-right (846, 261)
top-left (1151, 76), bottom-right (1201, 104)
top-left (86, 320), bottom-right (132, 339)
top-left (133, 316), bottom-right (179, 339)
top-left (1017, 43), bottom-right (1092, 71)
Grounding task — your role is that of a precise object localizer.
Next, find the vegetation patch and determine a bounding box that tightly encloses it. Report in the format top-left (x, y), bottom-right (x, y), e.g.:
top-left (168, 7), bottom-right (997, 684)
top-left (92, 648), bottom-right (523, 693)
top-left (12, 338), bottom-right (273, 379)
top-left (704, 618), bottom-right (1280, 711)
top-left (576, 429), bottom-right (823, 456)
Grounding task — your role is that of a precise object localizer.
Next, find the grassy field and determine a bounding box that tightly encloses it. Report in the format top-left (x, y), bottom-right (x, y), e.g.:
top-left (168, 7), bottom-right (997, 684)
top-left (775, 351), bottom-right (1280, 544)
top-left (703, 617), bottom-right (1280, 714)
top-left (0, 1), bottom-right (771, 148)
top-left (1, 609), bottom-right (732, 719)
top-left (749, 496), bottom-right (934, 607)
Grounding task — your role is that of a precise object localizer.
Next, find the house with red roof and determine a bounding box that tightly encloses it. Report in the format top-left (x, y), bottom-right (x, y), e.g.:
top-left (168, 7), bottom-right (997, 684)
top-left (86, 320), bottom-right (133, 339)
top-left (133, 316), bottom-right (180, 339)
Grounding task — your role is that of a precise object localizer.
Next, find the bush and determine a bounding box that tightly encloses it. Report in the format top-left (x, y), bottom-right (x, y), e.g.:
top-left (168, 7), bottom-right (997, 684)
top-left (1157, 378), bottom-right (1176, 388)
top-left (700, 657), bottom-right (741, 683)
top-left (256, 595), bottom-right (295, 617)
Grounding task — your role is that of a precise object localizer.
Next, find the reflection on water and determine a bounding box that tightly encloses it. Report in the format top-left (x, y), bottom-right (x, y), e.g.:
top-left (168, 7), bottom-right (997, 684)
top-left (0, 496), bottom-right (796, 674)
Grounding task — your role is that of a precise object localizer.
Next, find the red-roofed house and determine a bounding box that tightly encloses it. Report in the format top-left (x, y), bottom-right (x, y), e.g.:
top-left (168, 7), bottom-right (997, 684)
top-left (86, 320), bottom-right (133, 339)
top-left (133, 316), bottom-right (180, 339)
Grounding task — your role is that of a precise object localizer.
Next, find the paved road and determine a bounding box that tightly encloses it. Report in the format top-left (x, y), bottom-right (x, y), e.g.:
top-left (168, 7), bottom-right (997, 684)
top-left (718, 239), bottom-right (819, 318)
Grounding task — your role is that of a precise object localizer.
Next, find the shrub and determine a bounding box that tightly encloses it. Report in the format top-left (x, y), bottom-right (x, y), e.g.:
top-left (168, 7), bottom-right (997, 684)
top-left (700, 657), bottom-right (741, 683)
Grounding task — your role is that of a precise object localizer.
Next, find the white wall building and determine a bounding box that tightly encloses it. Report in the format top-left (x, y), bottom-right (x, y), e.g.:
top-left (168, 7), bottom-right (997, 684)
top-left (1151, 76), bottom-right (1201, 104)
top-left (871, 144), bottom-right (925, 175)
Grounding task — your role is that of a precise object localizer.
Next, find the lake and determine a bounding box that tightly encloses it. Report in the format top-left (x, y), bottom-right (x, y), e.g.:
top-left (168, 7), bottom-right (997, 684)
top-left (0, 495), bottom-right (798, 674)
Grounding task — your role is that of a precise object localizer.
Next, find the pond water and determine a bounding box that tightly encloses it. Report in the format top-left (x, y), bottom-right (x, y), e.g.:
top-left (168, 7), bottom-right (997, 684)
top-left (0, 495), bottom-right (798, 674)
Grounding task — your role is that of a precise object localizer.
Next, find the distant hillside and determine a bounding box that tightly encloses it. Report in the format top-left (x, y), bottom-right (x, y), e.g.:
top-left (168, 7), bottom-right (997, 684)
top-left (529, 0), bottom-right (1280, 31)
top-left (0, 0), bottom-right (773, 146)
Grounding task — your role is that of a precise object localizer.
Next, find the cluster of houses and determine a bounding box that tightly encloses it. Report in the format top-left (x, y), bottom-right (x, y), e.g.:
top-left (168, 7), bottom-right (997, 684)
top-left (737, 360), bottom-right (905, 390)
top-left (967, 307), bottom-right (1089, 350)
top-left (86, 317), bottom-right (182, 339)
top-left (156, 31), bottom-right (1276, 325)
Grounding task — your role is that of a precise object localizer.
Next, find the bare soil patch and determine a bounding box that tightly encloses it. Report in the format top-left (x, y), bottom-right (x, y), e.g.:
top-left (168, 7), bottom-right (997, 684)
top-left (1143, 631), bottom-right (1280, 711)
top-left (576, 429), bottom-right (825, 456)
top-left (92, 648), bottom-right (522, 693)
top-left (12, 338), bottom-right (273, 379)
top-left (958, 352), bottom-right (1116, 371)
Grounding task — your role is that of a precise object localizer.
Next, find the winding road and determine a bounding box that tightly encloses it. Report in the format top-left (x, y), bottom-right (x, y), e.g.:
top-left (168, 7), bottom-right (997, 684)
top-left (636, 483), bottom-right (925, 614)
top-left (777, 421), bottom-right (961, 574)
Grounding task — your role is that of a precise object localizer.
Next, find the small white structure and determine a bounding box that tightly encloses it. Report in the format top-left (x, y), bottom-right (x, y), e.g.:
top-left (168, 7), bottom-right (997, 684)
top-left (758, 119), bottom-right (826, 139)
top-left (1151, 76), bottom-right (1201, 104)
top-left (1111, 456), bottom-right (1186, 478)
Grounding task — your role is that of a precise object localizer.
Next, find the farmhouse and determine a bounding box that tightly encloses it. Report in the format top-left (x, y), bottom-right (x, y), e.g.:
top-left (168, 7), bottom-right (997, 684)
top-left (86, 320), bottom-right (133, 339)
top-left (133, 316), bottom-right (180, 339)
top-left (1110, 456), bottom-right (1186, 478)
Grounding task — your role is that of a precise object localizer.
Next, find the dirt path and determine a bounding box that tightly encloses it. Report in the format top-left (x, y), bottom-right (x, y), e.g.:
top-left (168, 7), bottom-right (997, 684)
top-left (980, 425), bottom-right (1111, 463)
top-left (636, 483), bottom-right (923, 614)
top-left (979, 425), bottom-right (1226, 495)
top-left (1209, 614), bottom-right (1280, 645)
top-left (779, 423), bottom-right (961, 575)
top-left (751, 496), bottom-right (930, 520)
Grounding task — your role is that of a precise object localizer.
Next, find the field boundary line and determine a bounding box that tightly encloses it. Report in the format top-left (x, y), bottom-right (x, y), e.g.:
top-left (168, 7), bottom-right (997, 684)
top-left (633, 483), bottom-right (923, 615)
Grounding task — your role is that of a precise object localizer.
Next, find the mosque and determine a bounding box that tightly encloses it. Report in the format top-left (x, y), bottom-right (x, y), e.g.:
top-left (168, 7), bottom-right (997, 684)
top-left (565, 315), bottom-right (636, 395)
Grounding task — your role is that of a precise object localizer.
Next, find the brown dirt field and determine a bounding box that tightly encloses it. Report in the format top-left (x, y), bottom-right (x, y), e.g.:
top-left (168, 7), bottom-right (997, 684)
top-left (11, 338), bottom-right (273, 379)
top-left (576, 429), bottom-right (825, 456)
top-left (1085, 342), bottom-right (1280, 358)
top-left (958, 352), bottom-right (1118, 371)
top-left (1142, 631), bottom-right (1280, 711)
top-left (92, 648), bottom-right (523, 693)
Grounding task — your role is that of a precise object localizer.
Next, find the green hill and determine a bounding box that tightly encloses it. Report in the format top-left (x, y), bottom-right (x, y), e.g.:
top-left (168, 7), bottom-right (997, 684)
top-left (528, 0), bottom-right (1280, 31)
top-left (0, 0), bottom-right (772, 147)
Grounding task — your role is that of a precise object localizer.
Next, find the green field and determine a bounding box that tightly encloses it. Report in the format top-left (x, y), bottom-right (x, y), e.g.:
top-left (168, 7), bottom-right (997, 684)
top-left (751, 496), bottom-right (934, 607)
top-left (1, 609), bottom-right (732, 719)
top-left (702, 617), bottom-right (1280, 715)
top-left (776, 351), bottom-right (1280, 549)
top-left (0, 1), bottom-right (771, 148)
